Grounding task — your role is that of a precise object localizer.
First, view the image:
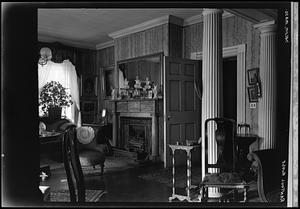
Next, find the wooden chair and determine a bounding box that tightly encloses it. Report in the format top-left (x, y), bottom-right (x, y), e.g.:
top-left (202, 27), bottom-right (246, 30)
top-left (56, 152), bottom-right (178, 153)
top-left (236, 123), bottom-right (258, 175)
top-left (199, 117), bottom-right (249, 202)
top-left (237, 123), bottom-right (250, 135)
top-left (61, 123), bottom-right (85, 203)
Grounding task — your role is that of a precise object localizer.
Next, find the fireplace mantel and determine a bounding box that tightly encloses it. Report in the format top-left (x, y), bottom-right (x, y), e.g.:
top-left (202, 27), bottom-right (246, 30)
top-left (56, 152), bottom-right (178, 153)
top-left (110, 98), bottom-right (162, 161)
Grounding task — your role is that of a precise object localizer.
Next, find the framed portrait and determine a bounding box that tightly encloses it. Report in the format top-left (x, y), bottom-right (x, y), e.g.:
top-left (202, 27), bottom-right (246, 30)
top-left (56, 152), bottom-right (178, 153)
top-left (248, 86), bottom-right (259, 102)
top-left (81, 75), bottom-right (98, 97)
top-left (247, 68), bottom-right (259, 85)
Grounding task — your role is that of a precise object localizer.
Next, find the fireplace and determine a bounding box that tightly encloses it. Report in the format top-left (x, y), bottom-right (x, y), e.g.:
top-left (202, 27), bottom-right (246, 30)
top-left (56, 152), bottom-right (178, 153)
top-left (120, 117), bottom-right (152, 155)
top-left (111, 99), bottom-right (161, 161)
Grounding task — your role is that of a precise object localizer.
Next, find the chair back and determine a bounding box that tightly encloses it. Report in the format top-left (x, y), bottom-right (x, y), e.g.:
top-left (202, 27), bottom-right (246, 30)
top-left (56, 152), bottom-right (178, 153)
top-left (61, 123), bottom-right (85, 203)
top-left (204, 118), bottom-right (237, 174)
top-left (237, 123), bottom-right (250, 135)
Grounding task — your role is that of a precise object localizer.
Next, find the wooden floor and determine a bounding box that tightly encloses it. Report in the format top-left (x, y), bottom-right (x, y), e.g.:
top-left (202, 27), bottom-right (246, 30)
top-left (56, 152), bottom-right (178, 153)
top-left (38, 156), bottom-right (274, 207)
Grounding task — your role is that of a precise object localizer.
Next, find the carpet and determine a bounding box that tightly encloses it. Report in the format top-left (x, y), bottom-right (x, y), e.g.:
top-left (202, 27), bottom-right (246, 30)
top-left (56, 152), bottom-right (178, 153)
top-left (83, 156), bottom-right (138, 176)
top-left (139, 166), bottom-right (262, 202)
top-left (49, 189), bottom-right (107, 202)
top-left (139, 165), bottom-right (202, 188)
top-left (42, 156), bottom-right (139, 175)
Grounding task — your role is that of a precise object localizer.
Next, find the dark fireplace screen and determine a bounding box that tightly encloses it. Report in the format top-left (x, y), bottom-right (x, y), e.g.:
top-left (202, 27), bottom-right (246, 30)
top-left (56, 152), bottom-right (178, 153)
top-left (120, 117), bottom-right (151, 154)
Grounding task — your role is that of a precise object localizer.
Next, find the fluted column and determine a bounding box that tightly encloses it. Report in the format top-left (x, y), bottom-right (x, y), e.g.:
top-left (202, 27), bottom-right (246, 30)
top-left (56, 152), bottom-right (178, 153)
top-left (201, 8), bottom-right (223, 198)
top-left (255, 21), bottom-right (277, 150)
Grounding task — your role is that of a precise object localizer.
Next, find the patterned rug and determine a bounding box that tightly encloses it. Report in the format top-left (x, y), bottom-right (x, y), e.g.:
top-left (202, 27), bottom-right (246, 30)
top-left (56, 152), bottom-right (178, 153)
top-left (42, 156), bottom-right (138, 175)
top-left (49, 189), bottom-right (107, 202)
top-left (138, 166), bottom-right (262, 202)
top-left (138, 165), bottom-right (202, 188)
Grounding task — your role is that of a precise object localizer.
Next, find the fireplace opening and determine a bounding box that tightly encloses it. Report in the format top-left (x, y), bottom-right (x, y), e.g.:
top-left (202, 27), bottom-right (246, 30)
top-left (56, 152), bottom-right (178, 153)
top-left (128, 124), bottom-right (146, 152)
top-left (119, 117), bottom-right (152, 161)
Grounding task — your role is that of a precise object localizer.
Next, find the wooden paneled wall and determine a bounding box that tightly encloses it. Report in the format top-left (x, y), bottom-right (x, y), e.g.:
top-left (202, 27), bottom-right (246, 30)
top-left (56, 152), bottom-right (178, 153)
top-left (96, 46), bottom-right (115, 121)
top-left (114, 24), bottom-right (169, 61)
top-left (96, 46), bottom-right (115, 68)
top-left (78, 48), bottom-right (97, 75)
top-left (183, 15), bottom-right (260, 134)
top-left (169, 23), bottom-right (183, 58)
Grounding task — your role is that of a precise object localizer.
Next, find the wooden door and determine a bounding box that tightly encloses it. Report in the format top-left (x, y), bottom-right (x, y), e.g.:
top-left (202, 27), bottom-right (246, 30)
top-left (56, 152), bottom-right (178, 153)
top-left (163, 56), bottom-right (201, 167)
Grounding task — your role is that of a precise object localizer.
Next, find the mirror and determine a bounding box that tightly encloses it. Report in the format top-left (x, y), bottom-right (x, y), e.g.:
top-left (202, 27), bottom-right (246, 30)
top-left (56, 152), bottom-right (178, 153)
top-left (117, 53), bottom-right (163, 88)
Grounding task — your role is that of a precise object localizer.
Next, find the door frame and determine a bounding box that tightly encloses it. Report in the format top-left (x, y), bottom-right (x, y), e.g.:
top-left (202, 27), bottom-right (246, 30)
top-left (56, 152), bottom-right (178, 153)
top-left (191, 44), bottom-right (246, 125)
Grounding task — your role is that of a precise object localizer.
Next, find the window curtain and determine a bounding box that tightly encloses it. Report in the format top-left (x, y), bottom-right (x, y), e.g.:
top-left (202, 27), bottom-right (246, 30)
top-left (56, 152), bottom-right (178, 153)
top-left (37, 42), bottom-right (82, 75)
top-left (38, 60), bottom-right (81, 126)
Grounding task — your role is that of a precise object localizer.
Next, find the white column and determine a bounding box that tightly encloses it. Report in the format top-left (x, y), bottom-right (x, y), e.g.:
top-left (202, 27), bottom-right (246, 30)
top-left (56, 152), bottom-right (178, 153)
top-left (288, 2), bottom-right (298, 207)
top-left (254, 21), bottom-right (277, 150)
top-left (201, 8), bottom-right (223, 198)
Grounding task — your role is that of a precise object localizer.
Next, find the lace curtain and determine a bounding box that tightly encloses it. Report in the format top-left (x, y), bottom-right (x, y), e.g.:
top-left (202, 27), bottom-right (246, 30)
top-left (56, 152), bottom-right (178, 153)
top-left (38, 60), bottom-right (81, 126)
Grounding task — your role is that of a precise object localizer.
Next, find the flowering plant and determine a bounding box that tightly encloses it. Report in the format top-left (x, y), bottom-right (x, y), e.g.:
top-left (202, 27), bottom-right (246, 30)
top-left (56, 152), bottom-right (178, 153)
top-left (39, 81), bottom-right (73, 116)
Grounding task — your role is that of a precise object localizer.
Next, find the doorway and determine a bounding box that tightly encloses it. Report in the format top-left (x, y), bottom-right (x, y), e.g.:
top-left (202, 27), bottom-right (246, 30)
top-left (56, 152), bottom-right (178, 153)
top-left (223, 57), bottom-right (237, 121)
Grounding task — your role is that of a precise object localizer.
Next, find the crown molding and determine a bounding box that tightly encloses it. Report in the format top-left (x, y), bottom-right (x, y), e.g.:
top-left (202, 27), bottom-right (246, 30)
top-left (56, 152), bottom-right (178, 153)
top-left (38, 34), bottom-right (96, 50)
top-left (191, 44), bottom-right (246, 59)
top-left (96, 40), bottom-right (114, 50)
top-left (109, 15), bottom-right (183, 39)
top-left (225, 9), bottom-right (260, 23)
top-left (183, 11), bottom-right (234, 26)
top-left (253, 20), bottom-right (276, 29)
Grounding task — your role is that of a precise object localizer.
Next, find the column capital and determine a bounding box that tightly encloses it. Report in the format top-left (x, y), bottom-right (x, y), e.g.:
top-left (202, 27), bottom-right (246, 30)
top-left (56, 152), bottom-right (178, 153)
top-left (202, 8), bottom-right (223, 16)
top-left (254, 20), bottom-right (277, 35)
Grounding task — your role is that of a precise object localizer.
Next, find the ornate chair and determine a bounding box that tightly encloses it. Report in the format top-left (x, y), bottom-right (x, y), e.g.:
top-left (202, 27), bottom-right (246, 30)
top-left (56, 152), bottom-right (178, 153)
top-left (61, 123), bottom-right (85, 203)
top-left (199, 117), bottom-right (249, 202)
top-left (237, 123), bottom-right (250, 135)
top-left (247, 149), bottom-right (281, 202)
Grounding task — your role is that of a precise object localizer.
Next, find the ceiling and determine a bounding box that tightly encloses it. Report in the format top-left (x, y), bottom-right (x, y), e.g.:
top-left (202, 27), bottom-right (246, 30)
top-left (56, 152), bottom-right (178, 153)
top-left (38, 8), bottom-right (277, 50)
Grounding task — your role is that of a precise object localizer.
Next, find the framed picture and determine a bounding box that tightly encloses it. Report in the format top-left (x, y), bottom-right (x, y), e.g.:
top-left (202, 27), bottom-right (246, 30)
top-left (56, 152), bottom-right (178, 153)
top-left (81, 100), bottom-right (97, 114)
top-left (81, 75), bottom-right (97, 97)
top-left (247, 68), bottom-right (259, 85)
top-left (248, 86), bottom-right (259, 102)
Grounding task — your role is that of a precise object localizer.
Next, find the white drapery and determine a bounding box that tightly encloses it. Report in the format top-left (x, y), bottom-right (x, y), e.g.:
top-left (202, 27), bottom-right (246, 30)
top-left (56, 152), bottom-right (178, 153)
top-left (38, 60), bottom-right (81, 126)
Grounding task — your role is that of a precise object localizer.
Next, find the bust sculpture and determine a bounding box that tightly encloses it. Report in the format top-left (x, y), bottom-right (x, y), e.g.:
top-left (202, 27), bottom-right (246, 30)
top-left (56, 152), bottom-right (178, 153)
top-left (144, 77), bottom-right (151, 90)
top-left (124, 78), bottom-right (129, 89)
top-left (134, 76), bottom-right (141, 89)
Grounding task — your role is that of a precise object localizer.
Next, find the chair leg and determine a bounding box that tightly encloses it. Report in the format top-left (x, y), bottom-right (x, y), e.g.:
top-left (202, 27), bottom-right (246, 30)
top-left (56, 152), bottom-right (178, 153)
top-left (100, 164), bottom-right (104, 176)
top-left (233, 189), bottom-right (238, 201)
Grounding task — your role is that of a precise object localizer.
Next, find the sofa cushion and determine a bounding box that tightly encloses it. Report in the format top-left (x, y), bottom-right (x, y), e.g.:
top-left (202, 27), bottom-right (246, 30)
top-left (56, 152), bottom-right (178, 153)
top-left (202, 172), bottom-right (244, 184)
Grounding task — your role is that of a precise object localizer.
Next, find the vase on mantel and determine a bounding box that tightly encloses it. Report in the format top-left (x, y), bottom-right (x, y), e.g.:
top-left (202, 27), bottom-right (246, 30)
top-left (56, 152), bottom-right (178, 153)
top-left (48, 107), bottom-right (62, 121)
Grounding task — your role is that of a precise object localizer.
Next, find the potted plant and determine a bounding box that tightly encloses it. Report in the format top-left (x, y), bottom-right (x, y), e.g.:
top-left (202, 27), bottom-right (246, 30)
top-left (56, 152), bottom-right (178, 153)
top-left (39, 81), bottom-right (73, 120)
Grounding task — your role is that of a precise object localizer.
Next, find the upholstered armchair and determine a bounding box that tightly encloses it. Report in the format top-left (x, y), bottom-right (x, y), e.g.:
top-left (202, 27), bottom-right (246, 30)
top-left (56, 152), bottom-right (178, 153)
top-left (76, 126), bottom-right (108, 175)
top-left (247, 149), bottom-right (281, 202)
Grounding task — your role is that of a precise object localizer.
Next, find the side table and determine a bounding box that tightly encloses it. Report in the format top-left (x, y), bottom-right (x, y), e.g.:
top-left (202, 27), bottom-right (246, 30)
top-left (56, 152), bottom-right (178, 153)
top-left (168, 144), bottom-right (200, 202)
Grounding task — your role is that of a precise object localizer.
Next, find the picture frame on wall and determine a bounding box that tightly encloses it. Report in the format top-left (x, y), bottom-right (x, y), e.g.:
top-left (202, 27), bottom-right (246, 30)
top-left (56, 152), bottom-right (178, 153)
top-left (81, 75), bottom-right (97, 97)
top-left (248, 86), bottom-right (259, 102)
top-left (247, 68), bottom-right (259, 85)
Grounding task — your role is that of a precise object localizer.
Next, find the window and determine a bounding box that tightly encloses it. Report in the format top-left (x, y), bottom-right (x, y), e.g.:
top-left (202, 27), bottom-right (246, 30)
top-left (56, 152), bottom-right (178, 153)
top-left (38, 60), bottom-right (81, 126)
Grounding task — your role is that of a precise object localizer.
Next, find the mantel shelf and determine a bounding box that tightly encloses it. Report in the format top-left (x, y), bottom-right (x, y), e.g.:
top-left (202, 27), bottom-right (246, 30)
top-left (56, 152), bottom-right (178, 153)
top-left (110, 98), bottom-right (162, 102)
